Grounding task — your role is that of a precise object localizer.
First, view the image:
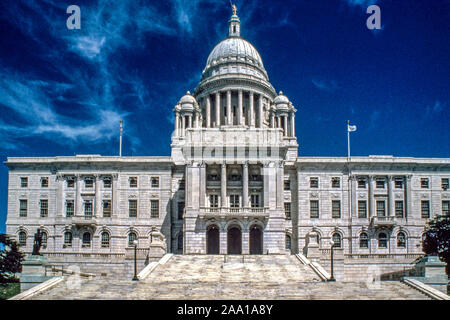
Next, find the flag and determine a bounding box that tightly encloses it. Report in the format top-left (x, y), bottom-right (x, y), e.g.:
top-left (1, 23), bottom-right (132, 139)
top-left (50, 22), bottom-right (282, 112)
top-left (348, 125), bottom-right (357, 132)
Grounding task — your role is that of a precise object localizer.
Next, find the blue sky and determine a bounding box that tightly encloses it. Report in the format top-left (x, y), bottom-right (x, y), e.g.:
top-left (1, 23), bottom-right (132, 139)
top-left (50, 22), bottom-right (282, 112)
top-left (0, 0), bottom-right (449, 233)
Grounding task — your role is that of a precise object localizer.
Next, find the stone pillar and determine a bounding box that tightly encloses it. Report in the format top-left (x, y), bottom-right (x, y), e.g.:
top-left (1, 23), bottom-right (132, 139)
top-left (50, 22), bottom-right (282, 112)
top-left (290, 112), bottom-right (295, 136)
top-left (249, 92), bottom-right (255, 127)
top-left (263, 163), bottom-right (270, 208)
top-left (283, 115), bottom-right (288, 136)
top-left (227, 90), bottom-right (232, 125)
top-left (95, 175), bottom-right (101, 218)
top-left (221, 163), bottom-right (227, 207)
top-left (56, 175), bottom-right (63, 217)
top-left (388, 176), bottom-right (394, 217)
top-left (76, 175), bottom-right (82, 217)
top-left (368, 175), bottom-right (374, 218)
top-left (271, 114), bottom-right (275, 128)
top-left (206, 96), bottom-right (211, 128)
top-left (243, 162), bottom-right (249, 208)
top-left (200, 163), bottom-right (206, 208)
top-left (277, 116), bottom-right (281, 129)
top-left (238, 90), bottom-right (243, 125)
top-left (351, 176), bottom-right (357, 218)
top-left (185, 166), bottom-right (191, 208)
top-left (188, 115), bottom-right (192, 129)
top-left (259, 95), bottom-right (264, 128)
top-left (112, 174), bottom-right (118, 217)
top-left (405, 175), bottom-right (412, 219)
top-left (277, 162), bottom-right (284, 209)
top-left (306, 230), bottom-right (320, 262)
top-left (175, 113), bottom-right (180, 136)
top-left (215, 92), bottom-right (221, 127)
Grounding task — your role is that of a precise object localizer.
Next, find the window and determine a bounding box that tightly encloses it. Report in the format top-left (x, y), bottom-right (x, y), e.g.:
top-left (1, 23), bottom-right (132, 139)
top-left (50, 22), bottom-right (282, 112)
top-left (251, 194), bottom-right (260, 208)
top-left (20, 177), bottom-right (28, 188)
top-left (284, 202), bottom-right (291, 220)
top-left (332, 233), bottom-right (342, 248)
top-left (19, 199), bottom-right (27, 217)
top-left (66, 200), bottom-right (74, 217)
top-left (82, 232), bottom-right (91, 247)
top-left (101, 232), bottom-right (110, 248)
top-left (41, 177), bottom-right (49, 188)
top-left (285, 235), bottom-right (291, 250)
top-left (358, 201), bottom-right (367, 218)
top-left (103, 177), bottom-right (111, 188)
top-left (18, 231), bottom-right (26, 246)
top-left (209, 195), bottom-right (219, 208)
top-left (41, 232), bottom-right (47, 248)
top-left (421, 201), bottom-right (430, 218)
top-left (179, 179), bottom-right (185, 190)
top-left (443, 201), bottom-right (450, 216)
top-left (376, 179), bottom-right (385, 189)
top-left (331, 177), bottom-right (340, 188)
top-left (64, 231), bottom-right (72, 247)
top-left (310, 200), bottom-right (319, 218)
top-left (421, 178), bottom-right (429, 189)
top-left (358, 178), bottom-right (366, 189)
top-left (395, 201), bottom-right (404, 218)
top-left (397, 232), bottom-right (406, 248)
top-left (151, 177), bottom-right (159, 188)
top-left (332, 200), bottom-right (341, 218)
top-left (310, 177), bottom-right (319, 188)
top-left (103, 200), bottom-right (111, 217)
top-left (442, 178), bottom-right (449, 191)
top-left (177, 233), bottom-right (183, 251)
top-left (284, 179), bottom-right (291, 191)
top-left (128, 232), bottom-right (137, 246)
top-left (40, 199), bottom-right (48, 217)
top-left (378, 233), bottom-right (387, 248)
top-left (395, 179), bottom-right (403, 189)
top-left (359, 233), bottom-right (369, 248)
top-left (230, 195), bottom-right (240, 208)
top-left (376, 201), bottom-right (386, 217)
top-left (129, 177), bottom-right (138, 188)
top-left (151, 200), bottom-right (159, 218)
top-left (129, 200), bottom-right (137, 217)
top-left (67, 177), bottom-right (75, 188)
top-left (178, 202), bottom-right (185, 220)
top-left (84, 201), bottom-right (93, 219)
top-left (84, 177), bottom-right (94, 188)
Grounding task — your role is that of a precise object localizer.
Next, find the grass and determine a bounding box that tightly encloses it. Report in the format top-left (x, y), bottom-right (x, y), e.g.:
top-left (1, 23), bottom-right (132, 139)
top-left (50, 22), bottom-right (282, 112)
top-left (0, 282), bottom-right (20, 300)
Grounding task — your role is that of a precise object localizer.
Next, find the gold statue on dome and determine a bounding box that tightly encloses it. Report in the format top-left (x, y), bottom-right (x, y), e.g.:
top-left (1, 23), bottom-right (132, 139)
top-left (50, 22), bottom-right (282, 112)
top-left (230, 1), bottom-right (237, 15)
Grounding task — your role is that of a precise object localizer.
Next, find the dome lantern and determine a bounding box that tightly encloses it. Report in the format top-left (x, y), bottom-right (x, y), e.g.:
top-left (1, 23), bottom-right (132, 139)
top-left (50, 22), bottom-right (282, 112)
top-left (229, 3), bottom-right (240, 37)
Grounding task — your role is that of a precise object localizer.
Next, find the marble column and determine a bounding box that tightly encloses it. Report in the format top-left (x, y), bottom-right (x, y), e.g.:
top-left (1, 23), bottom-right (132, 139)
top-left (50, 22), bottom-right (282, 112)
top-left (283, 115), bottom-right (288, 136)
top-left (243, 162), bottom-right (249, 207)
top-left (221, 163), bottom-right (227, 207)
top-left (368, 175), bottom-right (374, 218)
top-left (215, 92), bottom-right (221, 127)
top-left (405, 175), bottom-right (412, 219)
top-left (200, 164), bottom-right (206, 207)
top-left (206, 96), bottom-right (211, 128)
top-left (351, 175), bottom-right (357, 218)
top-left (271, 114), bottom-right (275, 128)
top-left (227, 91), bottom-right (232, 125)
top-left (290, 112), bottom-right (295, 136)
top-left (238, 90), bottom-right (243, 125)
top-left (277, 116), bottom-right (281, 129)
top-left (388, 176), bottom-right (394, 217)
top-left (76, 175), bottom-right (82, 217)
top-left (259, 95), bottom-right (263, 128)
top-left (188, 115), bottom-right (192, 129)
top-left (95, 175), bottom-right (101, 218)
top-left (277, 162), bottom-right (284, 209)
top-left (112, 174), bottom-right (118, 217)
top-left (56, 175), bottom-right (63, 217)
top-left (175, 113), bottom-right (180, 136)
top-left (249, 92), bottom-right (255, 127)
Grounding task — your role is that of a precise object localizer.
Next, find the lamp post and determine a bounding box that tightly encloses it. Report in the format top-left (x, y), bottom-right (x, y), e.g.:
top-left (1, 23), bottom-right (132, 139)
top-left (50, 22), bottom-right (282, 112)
top-left (132, 240), bottom-right (139, 281)
top-left (328, 240), bottom-right (336, 282)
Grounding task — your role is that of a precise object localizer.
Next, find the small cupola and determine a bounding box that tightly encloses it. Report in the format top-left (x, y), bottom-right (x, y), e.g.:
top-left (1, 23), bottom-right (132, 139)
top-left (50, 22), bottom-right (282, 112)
top-left (229, 3), bottom-right (241, 37)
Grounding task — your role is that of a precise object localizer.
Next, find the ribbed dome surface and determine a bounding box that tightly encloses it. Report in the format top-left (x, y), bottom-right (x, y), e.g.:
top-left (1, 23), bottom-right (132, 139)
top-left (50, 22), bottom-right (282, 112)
top-left (206, 38), bottom-right (264, 69)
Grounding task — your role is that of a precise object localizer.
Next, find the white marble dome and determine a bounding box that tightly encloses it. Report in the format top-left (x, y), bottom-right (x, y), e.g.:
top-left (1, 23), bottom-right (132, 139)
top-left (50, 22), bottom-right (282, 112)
top-left (179, 91), bottom-right (196, 105)
top-left (206, 38), bottom-right (264, 69)
top-left (274, 91), bottom-right (289, 104)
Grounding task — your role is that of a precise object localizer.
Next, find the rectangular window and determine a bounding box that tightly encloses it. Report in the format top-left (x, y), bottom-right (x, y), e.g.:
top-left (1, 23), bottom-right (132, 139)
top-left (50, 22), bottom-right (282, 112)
top-left (179, 179), bottom-right (185, 190)
top-left (421, 201), bottom-right (430, 218)
top-left (84, 201), bottom-right (93, 219)
top-left (66, 200), bottom-right (74, 217)
top-left (358, 201), bottom-right (367, 218)
top-left (332, 200), bottom-right (341, 218)
top-left (395, 201), bottom-right (404, 218)
top-left (395, 179), bottom-right (403, 189)
top-left (310, 200), bottom-right (319, 218)
top-left (284, 202), bottom-right (291, 220)
top-left (19, 199), bottom-right (27, 217)
top-left (41, 177), bottom-right (49, 188)
top-left (209, 194), bottom-right (219, 208)
top-left (67, 178), bottom-right (75, 188)
top-left (178, 202), bottom-right (185, 220)
top-left (441, 178), bottom-right (449, 190)
top-left (84, 178), bottom-right (94, 188)
top-left (284, 179), bottom-right (291, 191)
top-left (129, 177), bottom-right (138, 188)
top-left (310, 177), bottom-right (319, 188)
top-left (230, 195), bottom-right (240, 208)
top-left (151, 200), bottom-right (159, 218)
top-left (442, 201), bottom-right (449, 216)
top-left (151, 177), bottom-right (160, 188)
top-left (103, 178), bottom-right (111, 188)
top-left (332, 177), bottom-right (340, 188)
top-left (421, 178), bottom-right (429, 189)
top-left (20, 177), bottom-right (28, 188)
top-left (129, 200), bottom-right (137, 217)
top-left (376, 201), bottom-right (386, 217)
top-left (358, 178), bottom-right (366, 189)
top-left (251, 194), bottom-right (260, 208)
top-left (40, 199), bottom-right (48, 217)
top-left (376, 179), bottom-right (385, 189)
top-left (103, 200), bottom-right (111, 217)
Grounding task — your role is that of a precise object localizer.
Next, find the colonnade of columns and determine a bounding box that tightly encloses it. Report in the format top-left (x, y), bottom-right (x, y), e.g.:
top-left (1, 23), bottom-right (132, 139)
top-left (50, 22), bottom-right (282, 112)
top-left (271, 112), bottom-right (295, 137)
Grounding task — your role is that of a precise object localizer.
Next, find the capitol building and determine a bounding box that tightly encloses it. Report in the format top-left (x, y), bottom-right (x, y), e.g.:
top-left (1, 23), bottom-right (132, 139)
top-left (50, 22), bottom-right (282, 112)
top-left (5, 8), bottom-right (450, 280)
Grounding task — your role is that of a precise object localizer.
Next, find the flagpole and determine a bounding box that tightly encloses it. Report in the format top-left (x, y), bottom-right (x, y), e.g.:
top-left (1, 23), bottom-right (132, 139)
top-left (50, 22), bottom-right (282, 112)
top-left (347, 120), bottom-right (350, 162)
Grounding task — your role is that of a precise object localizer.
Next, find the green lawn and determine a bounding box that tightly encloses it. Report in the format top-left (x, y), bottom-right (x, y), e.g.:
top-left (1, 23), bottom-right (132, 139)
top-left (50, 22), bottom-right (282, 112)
top-left (0, 282), bottom-right (20, 300)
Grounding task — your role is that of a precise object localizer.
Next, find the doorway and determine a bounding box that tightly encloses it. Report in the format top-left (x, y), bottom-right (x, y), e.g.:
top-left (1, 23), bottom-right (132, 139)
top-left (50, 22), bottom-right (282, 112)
top-left (227, 226), bottom-right (242, 254)
top-left (206, 225), bottom-right (220, 254)
top-left (249, 225), bottom-right (263, 254)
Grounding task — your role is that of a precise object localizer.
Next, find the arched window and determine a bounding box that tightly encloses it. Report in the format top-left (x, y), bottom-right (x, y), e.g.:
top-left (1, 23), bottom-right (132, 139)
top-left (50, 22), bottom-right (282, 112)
top-left (41, 231), bottom-right (47, 248)
top-left (332, 233), bottom-right (342, 248)
top-left (101, 232), bottom-right (110, 248)
top-left (397, 232), bottom-right (406, 248)
top-left (128, 232), bottom-right (137, 247)
top-left (359, 232), bottom-right (369, 248)
top-left (64, 231), bottom-right (72, 247)
top-left (177, 233), bottom-right (183, 251)
top-left (378, 232), bottom-right (387, 248)
top-left (285, 234), bottom-right (291, 250)
top-left (18, 231), bottom-right (27, 246)
top-left (82, 232), bottom-right (91, 247)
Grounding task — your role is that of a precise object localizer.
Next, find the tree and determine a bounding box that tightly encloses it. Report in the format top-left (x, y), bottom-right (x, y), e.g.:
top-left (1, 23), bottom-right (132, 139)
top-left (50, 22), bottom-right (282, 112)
top-left (0, 234), bottom-right (24, 283)
top-left (422, 215), bottom-right (450, 274)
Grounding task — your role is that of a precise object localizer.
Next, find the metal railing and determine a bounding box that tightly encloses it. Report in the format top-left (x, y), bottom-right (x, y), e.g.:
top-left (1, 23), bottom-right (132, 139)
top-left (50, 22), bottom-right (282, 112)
top-left (199, 207), bottom-right (269, 217)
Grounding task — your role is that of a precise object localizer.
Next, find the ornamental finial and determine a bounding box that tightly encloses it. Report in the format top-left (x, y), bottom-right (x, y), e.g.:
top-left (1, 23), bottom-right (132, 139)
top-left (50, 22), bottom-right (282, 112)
top-left (231, 1), bottom-right (237, 15)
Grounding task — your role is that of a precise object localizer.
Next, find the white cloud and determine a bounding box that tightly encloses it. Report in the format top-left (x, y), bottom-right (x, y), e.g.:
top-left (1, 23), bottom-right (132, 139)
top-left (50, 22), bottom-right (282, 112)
top-left (312, 79), bottom-right (339, 92)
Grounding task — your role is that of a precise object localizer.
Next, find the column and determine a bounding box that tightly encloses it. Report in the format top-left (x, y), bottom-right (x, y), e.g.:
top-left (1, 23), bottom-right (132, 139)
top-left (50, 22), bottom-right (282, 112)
top-left (181, 116), bottom-right (185, 136)
top-left (112, 174), bottom-right (118, 217)
top-left (271, 114), bottom-right (275, 128)
top-left (221, 163), bottom-right (227, 207)
top-left (351, 175), bottom-right (357, 218)
top-left (186, 166), bottom-right (191, 208)
top-left (243, 162), bottom-right (249, 208)
top-left (258, 95), bottom-right (264, 128)
top-left (405, 175), bottom-right (412, 219)
top-left (290, 112), bottom-right (295, 136)
top-left (200, 164), bottom-right (206, 207)
top-left (56, 175), bottom-right (63, 217)
top-left (175, 113), bottom-right (179, 136)
top-left (95, 175), bottom-right (101, 218)
top-left (283, 115), bottom-right (288, 136)
top-left (277, 116), bottom-right (281, 129)
top-left (227, 91), bottom-right (232, 125)
top-left (206, 96), bottom-right (211, 128)
top-left (76, 175), bottom-right (82, 217)
top-left (388, 176), bottom-right (394, 217)
top-left (249, 92), bottom-right (255, 127)
top-left (368, 175), bottom-right (374, 218)
top-left (277, 162), bottom-right (283, 209)
top-left (188, 115), bottom-right (192, 128)
top-left (238, 90), bottom-right (243, 125)
top-left (215, 92), bottom-right (221, 127)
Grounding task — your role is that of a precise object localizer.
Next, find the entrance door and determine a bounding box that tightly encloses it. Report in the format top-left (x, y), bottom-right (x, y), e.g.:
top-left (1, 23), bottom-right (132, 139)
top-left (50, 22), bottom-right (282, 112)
top-left (206, 226), bottom-right (220, 254)
top-left (249, 225), bottom-right (263, 254)
top-left (227, 227), bottom-right (242, 254)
